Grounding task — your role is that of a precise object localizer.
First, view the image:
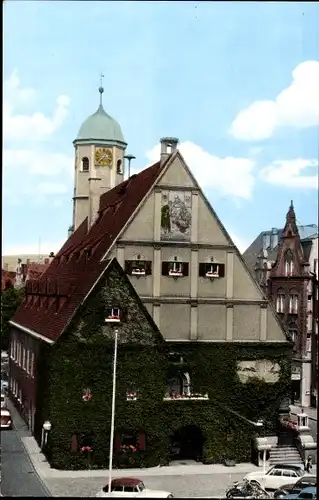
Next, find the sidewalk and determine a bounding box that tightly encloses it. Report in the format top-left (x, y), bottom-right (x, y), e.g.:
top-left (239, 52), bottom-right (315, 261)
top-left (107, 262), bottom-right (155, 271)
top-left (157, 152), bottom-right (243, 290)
top-left (7, 398), bottom-right (259, 480)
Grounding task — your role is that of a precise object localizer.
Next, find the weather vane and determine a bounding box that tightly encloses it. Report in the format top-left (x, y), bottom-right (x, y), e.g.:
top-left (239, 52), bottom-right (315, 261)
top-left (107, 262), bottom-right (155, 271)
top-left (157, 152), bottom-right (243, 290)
top-left (99, 73), bottom-right (105, 105)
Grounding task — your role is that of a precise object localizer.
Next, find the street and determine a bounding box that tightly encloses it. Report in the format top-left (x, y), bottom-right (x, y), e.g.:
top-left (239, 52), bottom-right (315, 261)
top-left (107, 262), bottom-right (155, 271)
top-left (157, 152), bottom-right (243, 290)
top-left (1, 428), bottom-right (51, 497)
top-left (44, 472), bottom-right (245, 497)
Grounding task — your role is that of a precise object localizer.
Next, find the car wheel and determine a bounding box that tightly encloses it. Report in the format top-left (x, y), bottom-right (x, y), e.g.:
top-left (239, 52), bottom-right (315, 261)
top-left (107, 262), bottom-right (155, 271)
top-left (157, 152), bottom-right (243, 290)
top-left (167, 495), bottom-right (174, 498)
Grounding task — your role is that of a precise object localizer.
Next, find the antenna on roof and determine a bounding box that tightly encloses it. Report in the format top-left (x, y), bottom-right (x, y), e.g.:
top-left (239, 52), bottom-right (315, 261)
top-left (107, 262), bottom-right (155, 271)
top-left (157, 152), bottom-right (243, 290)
top-left (124, 154), bottom-right (136, 179)
top-left (38, 236), bottom-right (41, 263)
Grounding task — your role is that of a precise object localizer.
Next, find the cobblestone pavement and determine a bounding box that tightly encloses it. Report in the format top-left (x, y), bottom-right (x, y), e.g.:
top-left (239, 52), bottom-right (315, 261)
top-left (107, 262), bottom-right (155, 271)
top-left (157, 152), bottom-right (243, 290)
top-left (45, 472), bottom-right (246, 497)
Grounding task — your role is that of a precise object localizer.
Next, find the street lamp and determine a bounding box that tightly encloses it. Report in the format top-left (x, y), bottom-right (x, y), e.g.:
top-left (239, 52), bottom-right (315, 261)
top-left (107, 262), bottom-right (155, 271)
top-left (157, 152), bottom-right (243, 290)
top-left (105, 307), bottom-right (121, 497)
top-left (256, 419), bottom-right (270, 474)
top-left (41, 420), bottom-right (52, 449)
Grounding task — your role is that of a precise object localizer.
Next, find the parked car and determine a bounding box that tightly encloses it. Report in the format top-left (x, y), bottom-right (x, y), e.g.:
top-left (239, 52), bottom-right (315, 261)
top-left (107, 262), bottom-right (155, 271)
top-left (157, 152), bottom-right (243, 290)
top-left (244, 464), bottom-right (308, 491)
top-left (1, 408), bottom-right (12, 429)
top-left (274, 476), bottom-right (317, 498)
top-left (96, 478), bottom-right (173, 498)
top-left (1, 393), bottom-right (7, 409)
top-left (1, 377), bottom-right (9, 393)
top-left (284, 486), bottom-right (317, 499)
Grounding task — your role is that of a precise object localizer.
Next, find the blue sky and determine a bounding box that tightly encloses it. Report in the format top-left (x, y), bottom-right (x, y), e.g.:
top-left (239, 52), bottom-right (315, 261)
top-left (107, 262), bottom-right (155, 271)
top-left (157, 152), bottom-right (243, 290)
top-left (3, 1), bottom-right (319, 255)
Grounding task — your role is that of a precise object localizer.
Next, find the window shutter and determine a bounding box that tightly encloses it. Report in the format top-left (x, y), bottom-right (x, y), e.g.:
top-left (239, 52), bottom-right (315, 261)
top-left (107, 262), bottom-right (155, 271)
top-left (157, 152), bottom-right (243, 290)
top-left (138, 431), bottom-right (146, 451)
top-left (121, 307), bottom-right (128, 322)
top-left (162, 262), bottom-right (169, 275)
top-left (199, 263), bottom-right (206, 277)
top-left (145, 261), bottom-right (152, 275)
top-left (183, 262), bottom-right (189, 276)
top-left (124, 261), bottom-right (132, 275)
top-left (218, 264), bottom-right (225, 277)
top-left (114, 432), bottom-right (121, 453)
top-left (71, 434), bottom-right (78, 453)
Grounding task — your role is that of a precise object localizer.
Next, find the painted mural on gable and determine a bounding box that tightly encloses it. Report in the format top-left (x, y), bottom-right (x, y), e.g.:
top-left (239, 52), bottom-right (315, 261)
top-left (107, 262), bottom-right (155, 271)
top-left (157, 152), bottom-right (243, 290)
top-left (237, 360), bottom-right (281, 384)
top-left (160, 191), bottom-right (192, 241)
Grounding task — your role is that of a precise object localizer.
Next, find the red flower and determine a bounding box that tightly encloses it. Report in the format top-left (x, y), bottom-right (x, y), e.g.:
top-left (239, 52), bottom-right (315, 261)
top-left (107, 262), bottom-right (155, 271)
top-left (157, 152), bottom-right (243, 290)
top-left (80, 446), bottom-right (93, 453)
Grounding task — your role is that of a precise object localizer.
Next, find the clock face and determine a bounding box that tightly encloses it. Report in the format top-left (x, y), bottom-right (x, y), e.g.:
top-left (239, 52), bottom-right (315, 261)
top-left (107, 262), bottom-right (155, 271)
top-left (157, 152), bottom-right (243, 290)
top-left (95, 148), bottom-right (113, 167)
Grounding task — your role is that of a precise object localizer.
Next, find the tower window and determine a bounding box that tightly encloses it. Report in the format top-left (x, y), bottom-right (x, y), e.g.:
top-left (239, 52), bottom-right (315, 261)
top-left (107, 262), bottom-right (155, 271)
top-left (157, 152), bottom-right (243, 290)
top-left (82, 157), bottom-right (89, 172)
top-left (116, 159), bottom-right (123, 174)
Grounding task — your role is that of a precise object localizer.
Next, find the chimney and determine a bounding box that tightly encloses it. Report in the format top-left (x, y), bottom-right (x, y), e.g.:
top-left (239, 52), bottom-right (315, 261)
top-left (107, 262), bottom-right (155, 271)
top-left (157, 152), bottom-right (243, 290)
top-left (26, 259), bottom-right (30, 265)
top-left (262, 232), bottom-right (271, 250)
top-left (160, 137), bottom-right (179, 164)
top-left (4, 263), bottom-right (8, 271)
top-left (44, 258), bottom-right (49, 265)
top-left (68, 225), bottom-right (74, 238)
top-left (271, 228), bottom-right (279, 249)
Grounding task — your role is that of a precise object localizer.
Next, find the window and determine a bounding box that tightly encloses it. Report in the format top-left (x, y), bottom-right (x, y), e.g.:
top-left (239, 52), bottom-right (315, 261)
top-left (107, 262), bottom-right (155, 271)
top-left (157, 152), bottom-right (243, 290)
top-left (124, 486), bottom-right (135, 493)
top-left (125, 259), bottom-right (152, 276)
top-left (81, 157), bottom-right (89, 172)
top-left (162, 259), bottom-right (189, 277)
top-left (276, 293), bottom-right (285, 313)
top-left (199, 262), bottom-right (225, 278)
top-left (105, 307), bottom-right (121, 322)
top-left (306, 335), bottom-right (311, 353)
top-left (288, 324), bottom-right (297, 349)
top-left (283, 470), bottom-right (293, 477)
top-left (22, 346), bottom-right (26, 370)
top-left (284, 249), bottom-right (294, 276)
top-left (116, 159), bottom-right (123, 174)
top-left (289, 293), bottom-right (299, 314)
top-left (113, 486), bottom-right (124, 492)
top-left (30, 352), bottom-right (35, 377)
top-left (166, 372), bottom-right (191, 398)
top-left (10, 339), bottom-right (14, 359)
top-left (269, 470), bottom-right (282, 476)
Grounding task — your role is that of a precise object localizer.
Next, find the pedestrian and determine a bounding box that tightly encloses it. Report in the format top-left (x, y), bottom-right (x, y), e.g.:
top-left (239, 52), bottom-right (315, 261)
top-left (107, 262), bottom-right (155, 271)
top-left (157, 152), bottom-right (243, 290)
top-left (305, 455), bottom-right (312, 473)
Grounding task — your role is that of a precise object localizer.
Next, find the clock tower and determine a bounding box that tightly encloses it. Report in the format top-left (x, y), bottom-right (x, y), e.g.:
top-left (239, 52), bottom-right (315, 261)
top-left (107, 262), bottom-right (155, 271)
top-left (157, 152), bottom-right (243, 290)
top-left (71, 80), bottom-right (127, 231)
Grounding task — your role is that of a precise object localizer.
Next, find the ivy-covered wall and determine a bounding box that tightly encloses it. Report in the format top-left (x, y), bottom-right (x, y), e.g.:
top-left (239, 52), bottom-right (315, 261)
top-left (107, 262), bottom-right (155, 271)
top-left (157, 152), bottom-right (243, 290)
top-left (34, 263), bottom-right (292, 470)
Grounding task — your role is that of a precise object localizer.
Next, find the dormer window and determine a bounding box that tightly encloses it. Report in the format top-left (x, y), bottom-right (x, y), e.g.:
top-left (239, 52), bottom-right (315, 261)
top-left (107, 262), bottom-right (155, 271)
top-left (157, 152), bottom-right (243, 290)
top-left (82, 157), bottom-right (89, 172)
top-left (105, 307), bottom-right (121, 323)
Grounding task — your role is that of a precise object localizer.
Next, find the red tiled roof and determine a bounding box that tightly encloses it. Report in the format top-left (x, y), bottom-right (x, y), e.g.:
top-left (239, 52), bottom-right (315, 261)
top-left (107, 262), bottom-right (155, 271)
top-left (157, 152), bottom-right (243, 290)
top-left (2, 270), bottom-right (16, 290)
top-left (12, 158), bottom-right (168, 342)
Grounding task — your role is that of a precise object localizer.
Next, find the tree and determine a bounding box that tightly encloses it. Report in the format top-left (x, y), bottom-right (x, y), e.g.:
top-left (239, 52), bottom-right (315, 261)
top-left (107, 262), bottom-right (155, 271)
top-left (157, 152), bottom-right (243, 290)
top-left (1, 286), bottom-right (25, 351)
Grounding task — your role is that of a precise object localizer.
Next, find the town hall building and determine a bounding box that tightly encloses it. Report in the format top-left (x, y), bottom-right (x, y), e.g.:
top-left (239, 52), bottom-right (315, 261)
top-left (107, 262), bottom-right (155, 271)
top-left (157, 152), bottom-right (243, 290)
top-left (8, 85), bottom-right (300, 470)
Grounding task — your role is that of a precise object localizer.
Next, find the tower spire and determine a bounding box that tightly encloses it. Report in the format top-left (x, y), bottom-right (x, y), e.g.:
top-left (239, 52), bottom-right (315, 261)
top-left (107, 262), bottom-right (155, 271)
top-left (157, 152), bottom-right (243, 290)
top-left (98, 73), bottom-right (104, 107)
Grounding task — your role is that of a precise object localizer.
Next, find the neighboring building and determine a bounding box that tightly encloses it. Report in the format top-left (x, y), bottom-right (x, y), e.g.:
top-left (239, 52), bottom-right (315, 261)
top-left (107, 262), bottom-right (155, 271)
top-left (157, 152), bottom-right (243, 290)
top-left (243, 204), bottom-right (318, 408)
top-left (2, 255), bottom-right (50, 272)
top-left (1, 269), bottom-right (16, 290)
top-left (9, 88), bottom-right (294, 469)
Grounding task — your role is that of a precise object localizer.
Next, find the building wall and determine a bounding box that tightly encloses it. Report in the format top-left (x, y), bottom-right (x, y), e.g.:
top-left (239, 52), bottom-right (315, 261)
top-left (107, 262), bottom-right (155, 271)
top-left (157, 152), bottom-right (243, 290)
top-left (115, 154), bottom-right (287, 344)
top-left (8, 327), bottom-right (40, 432)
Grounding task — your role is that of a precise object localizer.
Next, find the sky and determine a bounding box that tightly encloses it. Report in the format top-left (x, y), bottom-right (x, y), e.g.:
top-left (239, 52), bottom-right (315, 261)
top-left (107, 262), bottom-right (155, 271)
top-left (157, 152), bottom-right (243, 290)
top-left (3, 1), bottom-right (319, 256)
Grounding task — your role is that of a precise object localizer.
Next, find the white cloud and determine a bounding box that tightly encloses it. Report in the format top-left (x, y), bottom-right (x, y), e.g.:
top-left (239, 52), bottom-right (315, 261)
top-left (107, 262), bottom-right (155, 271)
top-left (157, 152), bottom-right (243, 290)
top-left (230, 60), bottom-right (319, 141)
top-left (4, 70), bottom-right (70, 142)
top-left (3, 149), bottom-right (73, 177)
top-left (146, 141), bottom-right (256, 200)
top-left (3, 241), bottom-right (64, 256)
top-left (229, 233), bottom-right (249, 253)
top-left (260, 158), bottom-right (318, 189)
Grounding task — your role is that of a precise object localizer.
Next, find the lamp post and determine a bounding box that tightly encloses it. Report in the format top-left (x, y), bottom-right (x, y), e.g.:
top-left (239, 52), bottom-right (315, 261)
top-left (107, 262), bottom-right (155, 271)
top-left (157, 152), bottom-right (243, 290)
top-left (105, 307), bottom-right (121, 498)
top-left (256, 419), bottom-right (268, 474)
top-left (41, 420), bottom-right (52, 449)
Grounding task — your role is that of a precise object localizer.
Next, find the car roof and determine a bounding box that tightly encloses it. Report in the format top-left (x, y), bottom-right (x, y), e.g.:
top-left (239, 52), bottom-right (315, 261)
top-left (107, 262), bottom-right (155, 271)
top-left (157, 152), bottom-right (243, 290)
top-left (273, 464), bottom-right (303, 469)
top-left (111, 478), bottom-right (142, 486)
top-left (297, 477), bottom-right (317, 484)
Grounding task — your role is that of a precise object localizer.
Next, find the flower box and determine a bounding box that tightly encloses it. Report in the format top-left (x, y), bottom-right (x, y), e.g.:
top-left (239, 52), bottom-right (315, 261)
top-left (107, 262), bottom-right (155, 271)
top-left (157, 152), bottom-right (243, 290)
top-left (126, 391), bottom-right (137, 401)
top-left (163, 393), bottom-right (209, 401)
top-left (205, 270), bottom-right (219, 278)
top-left (168, 270), bottom-right (183, 277)
top-left (132, 268), bottom-right (146, 276)
top-left (105, 315), bottom-right (120, 323)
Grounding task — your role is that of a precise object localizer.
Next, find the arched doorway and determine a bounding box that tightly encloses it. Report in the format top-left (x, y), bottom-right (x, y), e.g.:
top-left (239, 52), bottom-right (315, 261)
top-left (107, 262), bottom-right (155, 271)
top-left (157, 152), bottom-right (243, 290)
top-left (170, 425), bottom-right (204, 461)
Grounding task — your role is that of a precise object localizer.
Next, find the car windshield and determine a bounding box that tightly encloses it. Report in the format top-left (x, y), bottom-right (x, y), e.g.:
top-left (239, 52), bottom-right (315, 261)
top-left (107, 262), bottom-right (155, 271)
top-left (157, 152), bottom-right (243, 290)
top-left (138, 483), bottom-right (146, 491)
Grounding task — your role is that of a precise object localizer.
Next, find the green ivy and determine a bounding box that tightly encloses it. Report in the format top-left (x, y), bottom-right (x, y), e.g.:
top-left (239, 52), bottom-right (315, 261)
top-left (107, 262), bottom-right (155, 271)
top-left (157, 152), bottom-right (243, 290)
top-left (34, 265), bottom-right (292, 470)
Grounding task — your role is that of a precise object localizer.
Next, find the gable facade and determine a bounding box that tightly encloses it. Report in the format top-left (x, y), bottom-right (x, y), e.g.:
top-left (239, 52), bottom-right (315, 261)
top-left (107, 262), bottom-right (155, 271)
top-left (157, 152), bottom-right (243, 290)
top-left (111, 148), bottom-right (287, 344)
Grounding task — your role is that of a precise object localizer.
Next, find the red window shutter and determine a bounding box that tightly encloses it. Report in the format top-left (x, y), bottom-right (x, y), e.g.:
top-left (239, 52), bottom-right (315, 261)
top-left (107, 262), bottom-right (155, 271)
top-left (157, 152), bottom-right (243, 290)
top-left (162, 262), bottom-right (169, 275)
top-left (138, 431), bottom-right (146, 451)
top-left (114, 432), bottom-right (121, 453)
top-left (183, 262), bottom-right (189, 276)
top-left (219, 264), bottom-right (225, 277)
top-left (124, 261), bottom-right (132, 274)
top-left (71, 434), bottom-right (78, 453)
top-left (145, 261), bottom-right (152, 275)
